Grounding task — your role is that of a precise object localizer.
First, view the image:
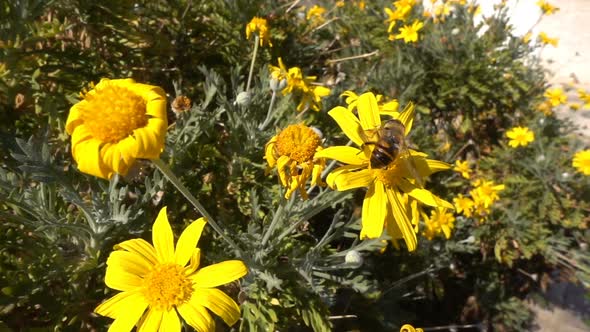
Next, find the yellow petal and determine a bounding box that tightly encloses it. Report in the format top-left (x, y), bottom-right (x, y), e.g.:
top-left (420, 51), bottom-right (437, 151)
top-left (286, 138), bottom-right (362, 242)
top-left (175, 218), bottom-right (206, 267)
top-left (105, 265), bottom-right (144, 291)
top-left (398, 179), bottom-right (454, 209)
top-left (95, 290), bottom-right (145, 319)
top-left (314, 146), bottom-right (367, 165)
top-left (100, 143), bottom-right (133, 177)
top-left (133, 120), bottom-right (165, 159)
top-left (152, 207), bottom-right (175, 263)
top-left (385, 188), bottom-right (417, 251)
top-left (107, 250), bottom-right (152, 277)
top-left (185, 248), bottom-right (202, 275)
top-left (398, 102), bottom-right (415, 135)
top-left (65, 103), bottom-right (84, 135)
top-left (360, 182), bottom-right (387, 239)
top-left (114, 239), bottom-right (158, 266)
top-left (328, 106), bottom-right (365, 146)
top-left (192, 288), bottom-right (241, 327)
top-left (160, 309), bottom-right (181, 332)
top-left (137, 308), bottom-right (163, 332)
top-left (71, 130), bottom-right (112, 179)
top-left (107, 299), bottom-right (148, 332)
top-left (276, 155), bottom-right (291, 186)
top-left (357, 92), bottom-right (381, 131)
top-left (331, 168), bottom-right (375, 191)
top-left (177, 302), bottom-right (215, 332)
top-left (326, 165), bottom-right (361, 189)
top-left (191, 260), bottom-right (248, 288)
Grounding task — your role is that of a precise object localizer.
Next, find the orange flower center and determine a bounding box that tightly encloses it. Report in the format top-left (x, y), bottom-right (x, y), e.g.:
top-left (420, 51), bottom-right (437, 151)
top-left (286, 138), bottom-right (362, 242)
top-left (374, 166), bottom-right (402, 189)
top-left (79, 83), bottom-right (147, 143)
top-left (142, 263), bottom-right (193, 311)
top-left (275, 124), bottom-right (320, 163)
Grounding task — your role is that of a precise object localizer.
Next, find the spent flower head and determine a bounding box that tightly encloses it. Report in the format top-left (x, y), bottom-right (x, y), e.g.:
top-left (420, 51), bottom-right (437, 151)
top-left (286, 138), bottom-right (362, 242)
top-left (94, 207), bottom-right (247, 332)
top-left (265, 124), bottom-right (326, 199)
top-left (315, 92), bottom-right (453, 251)
top-left (572, 150), bottom-right (590, 175)
top-left (66, 78), bottom-right (167, 179)
top-left (246, 16), bottom-right (272, 47)
top-left (506, 126), bottom-right (535, 148)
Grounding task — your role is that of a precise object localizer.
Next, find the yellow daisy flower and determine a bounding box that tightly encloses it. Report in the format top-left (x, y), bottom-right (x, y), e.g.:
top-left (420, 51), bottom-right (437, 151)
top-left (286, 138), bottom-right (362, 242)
top-left (538, 32), bottom-right (559, 47)
top-left (544, 87), bottom-right (567, 107)
top-left (306, 5), bottom-right (326, 25)
top-left (245, 16), bottom-right (272, 47)
top-left (506, 126), bottom-right (535, 148)
top-left (453, 160), bottom-right (472, 179)
top-left (265, 124), bottom-right (326, 199)
top-left (572, 150), bottom-right (590, 175)
top-left (470, 179), bottom-right (504, 209)
top-left (453, 194), bottom-right (474, 218)
top-left (315, 92), bottom-right (453, 251)
top-left (66, 78), bottom-right (167, 179)
top-left (95, 207), bottom-right (247, 332)
top-left (536, 0), bottom-right (559, 15)
top-left (392, 20), bottom-right (424, 43)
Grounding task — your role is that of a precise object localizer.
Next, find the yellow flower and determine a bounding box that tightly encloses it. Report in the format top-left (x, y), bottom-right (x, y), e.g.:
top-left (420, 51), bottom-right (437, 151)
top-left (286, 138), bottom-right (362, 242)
top-left (537, 0), bottom-right (559, 15)
top-left (272, 58), bottom-right (331, 112)
top-left (578, 89), bottom-right (590, 109)
top-left (269, 58), bottom-right (288, 82)
top-left (95, 207), bottom-right (247, 332)
top-left (336, 1), bottom-right (345, 8)
top-left (572, 150), bottom-right (590, 175)
top-left (400, 323), bottom-right (424, 332)
top-left (265, 124), bottom-right (326, 199)
top-left (538, 32), bottom-right (558, 47)
top-left (536, 100), bottom-right (553, 116)
top-left (341, 90), bottom-right (399, 116)
top-left (315, 92), bottom-right (453, 251)
top-left (392, 20), bottom-right (424, 43)
top-left (453, 194), bottom-right (474, 218)
top-left (66, 78), bottom-right (167, 179)
top-left (544, 87), bottom-right (567, 107)
top-left (506, 126), bottom-right (535, 148)
top-left (454, 160), bottom-right (472, 179)
top-left (425, 207), bottom-right (455, 239)
top-left (307, 5), bottom-right (326, 25)
top-left (523, 32), bottom-right (533, 43)
top-left (357, 0), bottom-right (366, 10)
top-left (245, 17), bottom-right (272, 47)
top-left (470, 179), bottom-right (504, 209)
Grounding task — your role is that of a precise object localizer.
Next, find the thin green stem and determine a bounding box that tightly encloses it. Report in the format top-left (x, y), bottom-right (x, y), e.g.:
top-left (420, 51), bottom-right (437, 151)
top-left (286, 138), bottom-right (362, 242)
top-left (151, 158), bottom-right (242, 254)
top-left (246, 36), bottom-right (260, 93)
top-left (258, 89), bottom-right (277, 130)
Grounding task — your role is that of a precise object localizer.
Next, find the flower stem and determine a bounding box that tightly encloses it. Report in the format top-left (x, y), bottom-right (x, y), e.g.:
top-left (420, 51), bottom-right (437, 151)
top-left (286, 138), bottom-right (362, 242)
top-left (246, 36), bottom-right (260, 93)
top-left (258, 89), bottom-right (277, 130)
top-left (151, 158), bottom-right (242, 254)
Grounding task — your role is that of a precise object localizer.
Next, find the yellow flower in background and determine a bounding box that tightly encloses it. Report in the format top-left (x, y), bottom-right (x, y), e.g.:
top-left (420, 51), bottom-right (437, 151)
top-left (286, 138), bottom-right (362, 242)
top-left (315, 92), bottom-right (453, 251)
top-left (523, 32), bottom-right (533, 43)
top-left (572, 150), bottom-right (590, 175)
top-left (544, 87), bottom-right (567, 106)
top-left (341, 90), bottom-right (399, 116)
top-left (578, 89), bottom-right (590, 109)
top-left (66, 78), bottom-right (167, 179)
top-left (537, 0), bottom-right (559, 15)
top-left (246, 16), bottom-right (272, 47)
top-left (538, 32), bottom-right (558, 47)
top-left (392, 20), bottom-right (424, 43)
top-left (470, 179), bottom-right (504, 210)
top-left (336, 1), bottom-right (345, 8)
top-left (307, 5), bottom-right (327, 25)
top-left (453, 194), bottom-right (474, 218)
top-left (400, 323), bottom-right (424, 332)
top-left (265, 124), bottom-right (326, 199)
top-left (424, 207), bottom-right (455, 239)
top-left (95, 207), bottom-right (247, 332)
top-left (506, 126), bottom-right (535, 148)
top-left (536, 100), bottom-right (553, 116)
top-left (298, 84), bottom-right (331, 112)
top-left (454, 160), bottom-right (472, 179)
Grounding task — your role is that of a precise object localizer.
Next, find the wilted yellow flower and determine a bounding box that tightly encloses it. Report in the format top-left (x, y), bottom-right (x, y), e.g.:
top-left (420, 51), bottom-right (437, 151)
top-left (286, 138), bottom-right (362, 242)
top-left (315, 92), bottom-right (453, 251)
top-left (544, 87), bottom-right (567, 106)
top-left (572, 150), bottom-right (590, 175)
top-left (538, 32), bottom-right (559, 47)
top-left (454, 160), bottom-right (472, 179)
top-left (307, 5), bottom-right (327, 25)
top-left (453, 194), bottom-right (474, 218)
top-left (95, 207), bottom-right (247, 332)
top-left (400, 323), bottom-right (424, 332)
top-left (537, 0), bottom-right (559, 15)
top-left (246, 16), bottom-right (272, 47)
top-left (578, 89), bottom-right (590, 109)
top-left (506, 126), bottom-right (535, 148)
top-left (265, 124), bottom-right (326, 199)
top-left (392, 20), bottom-right (424, 43)
top-left (66, 78), bottom-right (167, 179)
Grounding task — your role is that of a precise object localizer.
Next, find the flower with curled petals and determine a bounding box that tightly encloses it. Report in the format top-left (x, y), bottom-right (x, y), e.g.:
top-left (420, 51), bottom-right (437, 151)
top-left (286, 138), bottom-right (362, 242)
top-left (400, 324), bottom-right (424, 332)
top-left (94, 207), bottom-right (248, 332)
top-left (66, 78), bottom-right (167, 179)
top-left (315, 92), bottom-right (452, 251)
top-left (245, 17), bottom-right (272, 47)
top-left (265, 124), bottom-right (326, 199)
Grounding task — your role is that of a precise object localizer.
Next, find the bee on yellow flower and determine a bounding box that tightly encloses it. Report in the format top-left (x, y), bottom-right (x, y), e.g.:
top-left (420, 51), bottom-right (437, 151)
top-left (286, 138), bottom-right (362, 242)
top-left (572, 150), bottom-right (590, 175)
top-left (246, 16), bottom-right (272, 47)
top-left (544, 87), bottom-right (567, 107)
top-left (506, 126), bottom-right (535, 148)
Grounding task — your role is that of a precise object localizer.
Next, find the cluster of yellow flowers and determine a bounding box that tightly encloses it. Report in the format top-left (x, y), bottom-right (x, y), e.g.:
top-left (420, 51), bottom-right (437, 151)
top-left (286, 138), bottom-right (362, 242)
top-left (422, 207), bottom-right (455, 240)
top-left (269, 57), bottom-right (331, 112)
top-left (537, 85), bottom-right (590, 115)
top-left (453, 179), bottom-right (505, 222)
top-left (385, 0), bottom-right (424, 43)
